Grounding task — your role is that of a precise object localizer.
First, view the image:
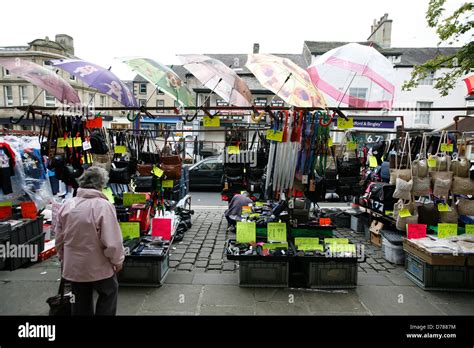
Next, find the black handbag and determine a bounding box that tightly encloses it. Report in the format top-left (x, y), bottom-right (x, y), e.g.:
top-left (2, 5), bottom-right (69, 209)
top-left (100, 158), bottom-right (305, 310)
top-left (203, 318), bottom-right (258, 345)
top-left (139, 131), bottom-right (160, 164)
top-left (109, 164), bottom-right (131, 184)
top-left (336, 157), bottom-right (360, 177)
top-left (304, 172), bottom-right (326, 203)
top-left (90, 129), bottom-right (109, 155)
top-left (133, 176), bottom-right (156, 192)
top-left (46, 277), bottom-right (72, 316)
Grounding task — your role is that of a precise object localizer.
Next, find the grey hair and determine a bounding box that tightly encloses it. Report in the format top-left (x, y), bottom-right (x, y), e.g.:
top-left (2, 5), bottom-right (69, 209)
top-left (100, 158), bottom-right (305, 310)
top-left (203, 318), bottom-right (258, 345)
top-left (78, 166), bottom-right (109, 190)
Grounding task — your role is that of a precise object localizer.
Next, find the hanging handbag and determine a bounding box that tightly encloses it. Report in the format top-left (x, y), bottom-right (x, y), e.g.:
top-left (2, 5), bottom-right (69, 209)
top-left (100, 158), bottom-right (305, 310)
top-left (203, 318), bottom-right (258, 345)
top-left (451, 135), bottom-right (470, 178)
top-left (457, 198), bottom-right (474, 216)
top-left (139, 130), bottom-right (160, 164)
top-left (439, 200), bottom-right (459, 223)
top-left (413, 176), bottom-right (431, 196)
top-left (336, 133), bottom-right (360, 177)
top-left (89, 128), bottom-right (109, 155)
top-left (393, 134), bottom-right (413, 200)
top-left (429, 131), bottom-right (451, 172)
top-left (137, 164), bottom-right (154, 176)
top-left (417, 201), bottom-right (440, 226)
top-left (160, 137), bottom-right (182, 180)
top-left (394, 199), bottom-right (418, 232)
top-left (132, 176), bottom-right (156, 192)
top-left (451, 176), bottom-right (474, 195)
top-left (432, 176), bottom-right (452, 197)
top-left (46, 276), bottom-right (72, 316)
top-left (389, 136), bottom-right (412, 185)
top-left (412, 134), bottom-right (429, 178)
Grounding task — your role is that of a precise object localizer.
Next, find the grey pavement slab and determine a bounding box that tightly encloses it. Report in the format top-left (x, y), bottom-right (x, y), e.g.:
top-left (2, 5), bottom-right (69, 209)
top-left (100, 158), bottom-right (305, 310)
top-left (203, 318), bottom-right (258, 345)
top-left (0, 281), bottom-right (56, 315)
top-left (256, 302), bottom-right (311, 315)
top-left (358, 274), bottom-right (393, 286)
top-left (201, 285), bottom-right (254, 306)
top-left (255, 288), bottom-right (306, 303)
top-left (199, 305), bottom-right (255, 315)
top-left (139, 284), bottom-right (202, 314)
top-left (166, 272), bottom-right (195, 284)
top-left (302, 290), bottom-right (369, 315)
top-left (192, 273), bottom-right (238, 285)
top-left (356, 285), bottom-right (445, 315)
top-left (117, 288), bottom-right (151, 315)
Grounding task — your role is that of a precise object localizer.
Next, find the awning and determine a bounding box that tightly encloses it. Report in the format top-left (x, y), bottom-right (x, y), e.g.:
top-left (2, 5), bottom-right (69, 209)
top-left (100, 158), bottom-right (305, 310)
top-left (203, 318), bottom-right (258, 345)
top-left (464, 75), bottom-right (474, 95)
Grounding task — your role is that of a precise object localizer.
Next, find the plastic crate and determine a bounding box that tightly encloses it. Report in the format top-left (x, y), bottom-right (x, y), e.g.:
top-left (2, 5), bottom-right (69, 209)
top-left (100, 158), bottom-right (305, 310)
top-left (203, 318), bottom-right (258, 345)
top-left (0, 222), bottom-right (11, 241)
top-left (351, 214), bottom-right (365, 233)
top-left (238, 260), bottom-right (289, 287)
top-left (304, 259), bottom-right (358, 289)
top-left (291, 227), bottom-right (334, 238)
top-left (118, 254), bottom-right (169, 287)
top-left (405, 252), bottom-right (473, 291)
top-left (382, 236), bottom-right (405, 265)
top-left (6, 232), bottom-right (46, 271)
top-left (335, 213), bottom-right (351, 229)
top-left (9, 217), bottom-right (43, 246)
top-left (381, 229), bottom-right (404, 246)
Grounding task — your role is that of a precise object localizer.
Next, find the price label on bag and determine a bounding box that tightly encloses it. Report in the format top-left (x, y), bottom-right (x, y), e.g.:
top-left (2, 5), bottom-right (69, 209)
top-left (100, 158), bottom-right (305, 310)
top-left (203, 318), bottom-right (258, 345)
top-left (82, 140), bottom-right (92, 151)
top-left (440, 143), bottom-right (453, 152)
top-left (329, 244), bottom-right (356, 253)
top-left (466, 224), bottom-right (474, 235)
top-left (236, 222), bottom-right (256, 243)
top-left (407, 224), bottom-right (427, 240)
top-left (437, 203), bottom-right (451, 212)
top-left (337, 118), bottom-right (354, 129)
top-left (203, 116), bottom-right (220, 127)
top-left (119, 222), bottom-right (140, 240)
top-left (152, 166), bottom-right (164, 178)
top-left (328, 138), bottom-right (333, 147)
top-left (71, 137), bottom-right (82, 148)
top-left (427, 158), bottom-right (437, 168)
top-left (266, 130), bottom-right (283, 142)
top-left (57, 138), bottom-right (72, 148)
top-left (267, 222), bottom-right (287, 242)
top-left (227, 146), bottom-right (240, 155)
top-left (347, 141), bottom-right (357, 150)
top-left (399, 209), bottom-right (412, 218)
top-left (302, 175), bottom-right (308, 184)
top-left (438, 223), bottom-right (457, 238)
top-left (369, 156), bottom-right (378, 168)
top-left (299, 244), bottom-right (324, 251)
top-left (162, 180), bottom-right (174, 188)
top-left (123, 193), bottom-right (147, 207)
top-left (324, 238), bottom-right (349, 244)
top-left (114, 145), bottom-right (127, 154)
top-left (262, 243), bottom-right (288, 250)
top-left (295, 237), bottom-right (319, 247)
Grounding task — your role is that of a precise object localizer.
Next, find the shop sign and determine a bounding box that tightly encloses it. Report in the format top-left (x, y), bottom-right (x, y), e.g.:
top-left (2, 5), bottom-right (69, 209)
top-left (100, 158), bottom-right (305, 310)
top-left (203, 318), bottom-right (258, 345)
top-left (335, 119), bottom-right (395, 129)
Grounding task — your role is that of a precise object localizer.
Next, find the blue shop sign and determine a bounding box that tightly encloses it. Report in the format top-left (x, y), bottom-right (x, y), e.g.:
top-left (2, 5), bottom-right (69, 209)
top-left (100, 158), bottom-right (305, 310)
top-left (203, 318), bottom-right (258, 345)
top-left (335, 119), bottom-right (394, 129)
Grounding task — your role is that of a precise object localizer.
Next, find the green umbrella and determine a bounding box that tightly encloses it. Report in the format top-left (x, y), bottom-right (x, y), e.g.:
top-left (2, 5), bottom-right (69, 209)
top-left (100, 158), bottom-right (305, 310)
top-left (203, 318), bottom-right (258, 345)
top-left (121, 57), bottom-right (195, 107)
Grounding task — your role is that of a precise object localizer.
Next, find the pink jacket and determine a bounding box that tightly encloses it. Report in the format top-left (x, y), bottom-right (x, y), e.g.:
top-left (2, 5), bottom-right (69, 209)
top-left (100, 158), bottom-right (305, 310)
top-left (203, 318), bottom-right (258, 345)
top-left (55, 188), bottom-right (125, 282)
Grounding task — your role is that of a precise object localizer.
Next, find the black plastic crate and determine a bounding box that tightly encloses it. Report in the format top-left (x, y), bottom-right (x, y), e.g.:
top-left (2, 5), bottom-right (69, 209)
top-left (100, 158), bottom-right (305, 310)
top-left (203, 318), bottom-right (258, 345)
top-left (0, 222), bottom-right (11, 241)
top-left (118, 254), bottom-right (169, 287)
top-left (405, 252), bottom-right (473, 291)
top-left (6, 232), bottom-right (46, 271)
top-left (303, 259), bottom-right (358, 289)
top-left (238, 260), bottom-right (289, 287)
top-left (9, 217), bottom-right (43, 246)
top-left (381, 229), bottom-right (404, 246)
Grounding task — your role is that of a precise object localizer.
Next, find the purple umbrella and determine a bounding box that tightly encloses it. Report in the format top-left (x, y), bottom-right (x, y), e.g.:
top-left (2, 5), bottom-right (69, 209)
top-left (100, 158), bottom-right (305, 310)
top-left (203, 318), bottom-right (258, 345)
top-left (51, 58), bottom-right (137, 107)
top-left (0, 58), bottom-right (81, 105)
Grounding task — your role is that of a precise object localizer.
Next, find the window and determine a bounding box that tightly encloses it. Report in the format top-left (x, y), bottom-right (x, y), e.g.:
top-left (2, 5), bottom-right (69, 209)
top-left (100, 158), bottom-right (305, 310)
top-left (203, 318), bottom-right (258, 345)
top-left (156, 99), bottom-right (165, 112)
top-left (157, 88), bottom-right (164, 95)
top-left (139, 83), bottom-right (147, 95)
top-left (419, 71), bottom-right (435, 85)
top-left (415, 101), bottom-right (432, 126)
top-left (88, 93), bottom-right (95, 107)
top-left (271, 99), bottom-right (284, 107)
top-left (19, 85), bottom-right (28, 106)
top-left (139, 99), bottom-right (147, 107)
top-left (4, 86), bottom-right (13, 106)
top-left (216, 99), bottom-right (228, 106)
top-left (199, 159), bottom-right (218, 171)
top-left (254, 98), bottom-right (267, 107)
top-left (100, 95), bottom-right (106, 107)
top-left (3, 68), bottom-right (10, 77)
top-left (44, 91), bottom-right (56, 107)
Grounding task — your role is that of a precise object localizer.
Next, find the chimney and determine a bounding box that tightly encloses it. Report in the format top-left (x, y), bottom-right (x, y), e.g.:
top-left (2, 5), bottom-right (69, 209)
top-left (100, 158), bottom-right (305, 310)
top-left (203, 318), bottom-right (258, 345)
top-left (55, 34), bottom-right (75, 56)
top-left (367, 14), bottom-right (392, 48)
top-left (253, 43), bottom-right (260, 54)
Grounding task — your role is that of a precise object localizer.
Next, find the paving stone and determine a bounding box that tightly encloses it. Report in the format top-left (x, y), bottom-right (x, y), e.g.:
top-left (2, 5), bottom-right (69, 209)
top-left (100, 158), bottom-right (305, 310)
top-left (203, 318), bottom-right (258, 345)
top-left (195, 261), bottom-right (208, 268)
top-left (169, 261), bottom-right (179, 268)
top-left (222, 263), bottom-right (235, 271)
top-left (177, 263), bottom-right (194, 271)
top-left (207, 265), bottom-right (222, 270)
top-left (169, 255), bottom-right (184, 261)
top-left (372, 264), bottom-right (386, 271)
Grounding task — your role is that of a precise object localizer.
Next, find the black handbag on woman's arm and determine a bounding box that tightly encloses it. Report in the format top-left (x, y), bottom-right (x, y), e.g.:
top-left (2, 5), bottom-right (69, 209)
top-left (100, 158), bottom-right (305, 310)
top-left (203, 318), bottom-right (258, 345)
top-left (46, 274), bottom-right (72, 316)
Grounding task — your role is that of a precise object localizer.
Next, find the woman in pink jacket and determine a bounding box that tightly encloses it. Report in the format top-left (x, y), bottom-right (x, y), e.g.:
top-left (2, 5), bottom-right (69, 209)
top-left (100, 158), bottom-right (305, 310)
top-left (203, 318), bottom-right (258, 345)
top-left (55, 167), bottom-right (125, 316)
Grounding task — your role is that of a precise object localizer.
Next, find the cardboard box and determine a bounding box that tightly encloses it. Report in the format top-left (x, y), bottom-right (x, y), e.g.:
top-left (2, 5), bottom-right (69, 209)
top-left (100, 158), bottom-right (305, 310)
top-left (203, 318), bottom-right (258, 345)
top-left (371, 231), bottom-right (382, 247)
top-left (403, 239), bottom-right (466, 266)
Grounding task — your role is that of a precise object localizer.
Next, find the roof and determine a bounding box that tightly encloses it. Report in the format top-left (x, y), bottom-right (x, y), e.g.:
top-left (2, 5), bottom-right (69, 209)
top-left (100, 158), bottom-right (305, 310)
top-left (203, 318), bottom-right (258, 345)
top-left (443, 116), bottom-right (474, 131)
top-left (303, 41), bottom-right (461, 67)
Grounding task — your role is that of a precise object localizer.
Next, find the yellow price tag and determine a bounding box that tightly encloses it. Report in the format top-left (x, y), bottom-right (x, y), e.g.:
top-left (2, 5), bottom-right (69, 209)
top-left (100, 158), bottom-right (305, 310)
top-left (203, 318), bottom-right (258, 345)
top-left (152, 166), bottom-right (164, 178)
top-left (328, 138), bottom-right (333, 147)
top-left (385, 210), bottom-right (394, 216)
top-left (102, 188), bottom-right (114, 203)
top-left (119, 222), bottom-right (140, 240)
top-left (0, 201), bottom-right (12, 207)
top-left (203, 116), bottom-right (220, 127)
top-left (438, 223), bottom-right (457, 238)
top-left (227, 146), bottom-right (240, 155)
top-left (324, 238), bottom-right (349, 244)
top-left (399, 209), bottom-right (412, 218)
top-left (295, 237), bottom-right (319, 246)
top-left (466, 224), bottom-right (474, 235)
top-left (57, 138), bottom-right (67, 148)
top-left (114, 145), bottom-right (127, 154)
top-left (338, 117), bottom-right (354, 129)
top-left (249, 213), bottom-right (261, 218)
top-left (437, 203), bottom-right (451, 212)
top-left (262, 243), bottom-right (288, 250)
top-left (298, 244), bottom-right (324, 251)
top-left (347, 141), bottom-right (357, 150)
top-left (71, 137), bottom-right (83, 147)
top-left (266, 130), bottom-right (284, 142)
top-left (369, 156), bottom-right (378, 168)
top-left (267, 222), bottom-right (287, 242)
top-left (81, 154), bottom-right (93, 164)
top-left (427, 158), bottom-right (437, 168)
top-left (162, 180), bottom-right (174, 188)
top-left (123, 193), bottom-right (147, 207)
top-left (440, 143), bottom-right (453, 152)
top-left (236, 222), bottom-right (256, 243)
top-left (255, 202), bottom-right (264, 207)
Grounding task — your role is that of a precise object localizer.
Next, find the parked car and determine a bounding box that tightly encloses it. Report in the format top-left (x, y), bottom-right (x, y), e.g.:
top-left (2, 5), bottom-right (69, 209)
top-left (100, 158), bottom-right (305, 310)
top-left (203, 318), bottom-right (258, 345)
top-left (188, 156), bottom-right (223, 190)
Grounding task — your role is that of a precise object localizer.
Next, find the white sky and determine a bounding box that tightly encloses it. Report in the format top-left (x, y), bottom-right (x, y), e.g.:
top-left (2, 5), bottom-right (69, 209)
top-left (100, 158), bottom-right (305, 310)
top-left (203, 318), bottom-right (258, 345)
top-left (0, 0), bottom-right (470, 79)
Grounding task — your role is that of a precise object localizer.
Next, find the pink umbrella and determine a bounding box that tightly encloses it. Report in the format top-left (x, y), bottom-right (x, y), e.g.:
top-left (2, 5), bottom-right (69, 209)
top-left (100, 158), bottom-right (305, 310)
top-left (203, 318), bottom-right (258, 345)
top-left (0, 58), bottom-right (81, 105)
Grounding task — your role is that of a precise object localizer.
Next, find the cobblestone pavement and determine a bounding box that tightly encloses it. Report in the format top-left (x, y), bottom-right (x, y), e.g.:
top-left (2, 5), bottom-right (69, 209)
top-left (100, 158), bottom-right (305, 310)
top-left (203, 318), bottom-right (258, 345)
top-left (169, 209), bottom-right (399, 274)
